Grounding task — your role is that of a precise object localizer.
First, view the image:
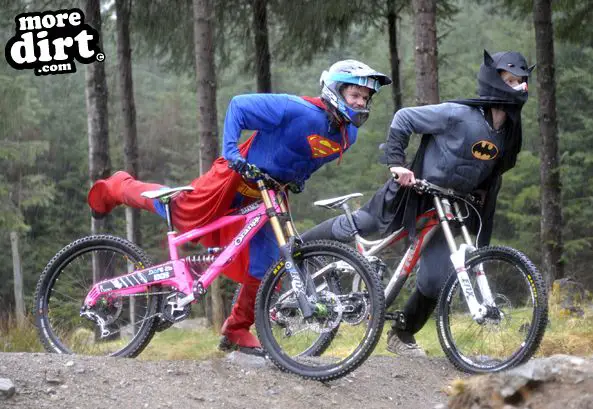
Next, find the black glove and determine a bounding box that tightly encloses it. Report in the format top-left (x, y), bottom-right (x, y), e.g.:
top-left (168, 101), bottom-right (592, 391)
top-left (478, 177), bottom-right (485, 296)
top-left (228, 156), bottom-right (249, 174)
top-left (243, 163), bottom-right (262, 180)
top-left (287, 180), bottom-right (305, 194)
top-left (228, 157), bottom-right (262, 179)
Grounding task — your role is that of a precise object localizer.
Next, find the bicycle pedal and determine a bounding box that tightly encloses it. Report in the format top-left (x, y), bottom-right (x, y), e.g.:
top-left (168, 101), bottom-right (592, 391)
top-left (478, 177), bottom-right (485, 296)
top-left (385, 312), bottom-right (398, 321)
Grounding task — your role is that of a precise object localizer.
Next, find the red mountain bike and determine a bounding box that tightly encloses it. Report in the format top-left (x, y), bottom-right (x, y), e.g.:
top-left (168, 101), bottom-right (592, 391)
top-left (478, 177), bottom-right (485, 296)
top-left (312, 179), bottom-right (548, 373)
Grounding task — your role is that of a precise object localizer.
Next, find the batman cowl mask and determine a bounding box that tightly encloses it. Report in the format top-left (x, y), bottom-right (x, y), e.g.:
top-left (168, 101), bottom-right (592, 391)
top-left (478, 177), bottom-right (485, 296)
top-left (478, 50), bottom-right (535, 107)
top-left (449, 50), bottom-right (535, 172)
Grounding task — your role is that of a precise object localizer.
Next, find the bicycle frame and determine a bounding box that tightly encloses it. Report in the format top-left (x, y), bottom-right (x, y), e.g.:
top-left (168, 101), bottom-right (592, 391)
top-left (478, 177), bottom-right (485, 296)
top-left (333, 182), bottom-right (495, 322)
top-left (354, 210), bottom-right (440, 304)
top-left (82, 179), bottom-right (312, 317)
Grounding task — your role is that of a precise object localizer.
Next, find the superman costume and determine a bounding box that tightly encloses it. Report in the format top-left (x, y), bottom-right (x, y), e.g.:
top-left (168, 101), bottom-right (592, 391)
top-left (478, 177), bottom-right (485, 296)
top-left (89, 94), bottom-right (356, 280)
top-left (87, 93), bottom-right (357, 351)
top-left (170, 93), bottom-right (357, 283)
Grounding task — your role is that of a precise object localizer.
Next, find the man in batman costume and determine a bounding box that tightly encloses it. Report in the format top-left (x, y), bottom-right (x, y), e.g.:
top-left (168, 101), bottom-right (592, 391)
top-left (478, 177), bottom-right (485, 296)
top-left (301, 50), bottom-right (535, 356)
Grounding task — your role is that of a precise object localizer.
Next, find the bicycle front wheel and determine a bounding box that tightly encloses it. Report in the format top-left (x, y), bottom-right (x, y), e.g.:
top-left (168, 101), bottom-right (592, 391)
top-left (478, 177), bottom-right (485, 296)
top-left (34, 235), bottom-right (160, 357)
top-left (437, 246), bottom-right (548, 373)
top-left (255, 240), bottom-right (385, 381)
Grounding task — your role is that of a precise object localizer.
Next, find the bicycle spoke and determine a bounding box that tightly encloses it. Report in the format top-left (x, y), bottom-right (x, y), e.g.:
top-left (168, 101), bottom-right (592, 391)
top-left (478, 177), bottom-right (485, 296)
top-left (36, 236), bottom-right (159, 357)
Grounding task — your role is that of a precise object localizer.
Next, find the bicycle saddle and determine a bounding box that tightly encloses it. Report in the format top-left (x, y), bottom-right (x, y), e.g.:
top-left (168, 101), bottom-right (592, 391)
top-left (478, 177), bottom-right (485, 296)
top-left (313, 193), bottom-right (363, 209)
top-left (141, 186), bottom-right (194, 201)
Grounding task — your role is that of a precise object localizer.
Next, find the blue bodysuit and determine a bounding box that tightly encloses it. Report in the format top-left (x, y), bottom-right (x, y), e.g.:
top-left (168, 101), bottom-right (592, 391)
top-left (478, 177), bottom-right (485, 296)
top-left (222, 94), bottom-right (357, 279)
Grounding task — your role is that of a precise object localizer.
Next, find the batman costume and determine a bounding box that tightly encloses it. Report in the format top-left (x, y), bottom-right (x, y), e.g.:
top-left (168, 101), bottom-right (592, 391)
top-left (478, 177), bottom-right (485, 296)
top-left (301, 50), bottom-right (535, 355)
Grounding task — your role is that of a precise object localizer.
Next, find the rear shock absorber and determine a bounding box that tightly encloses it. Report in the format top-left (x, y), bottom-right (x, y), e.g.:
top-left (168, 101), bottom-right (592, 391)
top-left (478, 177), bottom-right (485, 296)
top-left (185, 247), bottom-right (224, 277)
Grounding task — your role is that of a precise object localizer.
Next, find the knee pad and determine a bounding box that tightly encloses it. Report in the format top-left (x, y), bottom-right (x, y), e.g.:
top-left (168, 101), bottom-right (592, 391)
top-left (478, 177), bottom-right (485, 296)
top-left (331, 214), bottom-right (358, 242)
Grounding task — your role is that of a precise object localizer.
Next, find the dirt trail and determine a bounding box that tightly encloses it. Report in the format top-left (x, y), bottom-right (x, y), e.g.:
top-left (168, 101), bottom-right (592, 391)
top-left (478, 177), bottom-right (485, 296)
top-left (0, 352), bottom-right (462, 409)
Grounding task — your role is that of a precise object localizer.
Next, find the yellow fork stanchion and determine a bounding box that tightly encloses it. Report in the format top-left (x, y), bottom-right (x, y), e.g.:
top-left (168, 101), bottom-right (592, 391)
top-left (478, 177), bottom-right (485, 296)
top-left (257, 179), bottom-right (287, 246)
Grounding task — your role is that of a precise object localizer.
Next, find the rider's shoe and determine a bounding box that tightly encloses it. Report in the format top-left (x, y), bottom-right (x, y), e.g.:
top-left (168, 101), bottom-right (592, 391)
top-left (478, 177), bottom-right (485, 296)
top-left (88, 171), bottom-right (133, 218)
top-left (87, 171), bottom-right (163, 218)
top-left (218, 335), bottom-right (265, 357)
top-left (386, 328), bottom-right (427, 357)
top-left (219, 275), bottom-right (264, 356)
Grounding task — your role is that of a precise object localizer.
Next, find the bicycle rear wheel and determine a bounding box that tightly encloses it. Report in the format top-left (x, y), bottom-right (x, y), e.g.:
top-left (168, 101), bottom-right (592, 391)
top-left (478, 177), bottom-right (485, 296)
top-left (436, 246), bottom-right (548, 373)
top-left (255, 240), bottom-right (385, 381)
top-left (34, 235), bottom-right (159, 357)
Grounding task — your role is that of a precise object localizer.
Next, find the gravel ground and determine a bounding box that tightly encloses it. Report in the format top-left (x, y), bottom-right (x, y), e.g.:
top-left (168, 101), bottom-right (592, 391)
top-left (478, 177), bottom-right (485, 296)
top-left (0, 352), bottom-right (463, 409)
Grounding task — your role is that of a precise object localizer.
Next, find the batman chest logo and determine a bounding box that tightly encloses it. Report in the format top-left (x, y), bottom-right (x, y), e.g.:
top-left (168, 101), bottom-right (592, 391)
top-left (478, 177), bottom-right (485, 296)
top-left (307, 135), bottom-right (341, 158)
top-left (471, 140), bottom-right (499, 160)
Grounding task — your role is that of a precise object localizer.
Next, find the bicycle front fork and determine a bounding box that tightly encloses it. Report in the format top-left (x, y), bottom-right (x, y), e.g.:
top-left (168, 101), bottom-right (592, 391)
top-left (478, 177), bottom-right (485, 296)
top-left (258, 181), bottom-right (317, 319)
top-left (435, 197), bottom-right (496, 322)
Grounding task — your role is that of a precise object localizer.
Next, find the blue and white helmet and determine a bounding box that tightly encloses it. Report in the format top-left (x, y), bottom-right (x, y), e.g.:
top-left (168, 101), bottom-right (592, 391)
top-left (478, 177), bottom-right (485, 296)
top-left (320, 59), bottom-right (392, 127)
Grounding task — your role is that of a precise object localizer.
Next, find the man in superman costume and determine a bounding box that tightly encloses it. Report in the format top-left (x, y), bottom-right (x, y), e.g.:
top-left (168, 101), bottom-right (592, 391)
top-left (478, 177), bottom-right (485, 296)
top-left (87, 59), bottom-right (391, 355)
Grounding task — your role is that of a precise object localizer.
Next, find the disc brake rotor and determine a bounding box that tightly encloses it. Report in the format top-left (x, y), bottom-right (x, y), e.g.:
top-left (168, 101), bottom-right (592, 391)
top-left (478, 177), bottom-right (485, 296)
top-left (340, 292), bottom-right (370, 325)
top-left (276, 290), bottom-right (342, 336)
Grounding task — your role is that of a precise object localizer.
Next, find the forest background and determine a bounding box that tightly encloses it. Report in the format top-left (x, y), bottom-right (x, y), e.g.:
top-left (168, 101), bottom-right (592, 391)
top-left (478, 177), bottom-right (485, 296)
top-left (1, 0), bottom-right (591, 327)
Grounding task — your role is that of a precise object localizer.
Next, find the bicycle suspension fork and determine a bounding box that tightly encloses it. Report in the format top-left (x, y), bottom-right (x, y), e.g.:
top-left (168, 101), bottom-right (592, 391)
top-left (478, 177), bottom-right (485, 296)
top-left (258, 181), bottom-right (315, 318)
top-left (452, 201), bottom-right (496, 307)
top-left (434, 196), bottom-right (488, 322)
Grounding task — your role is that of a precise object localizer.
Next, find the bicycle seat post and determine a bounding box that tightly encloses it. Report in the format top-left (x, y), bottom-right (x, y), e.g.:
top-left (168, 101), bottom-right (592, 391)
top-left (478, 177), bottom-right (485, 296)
top-left (341, 202), bottom-right (359, 234)
top-left (163, 198), bottom-right (174, 232)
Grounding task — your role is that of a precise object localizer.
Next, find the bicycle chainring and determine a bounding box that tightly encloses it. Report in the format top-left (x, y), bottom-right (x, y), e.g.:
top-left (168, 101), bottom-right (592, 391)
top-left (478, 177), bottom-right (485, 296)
top-left (161, 291), bottom-right (191, 323)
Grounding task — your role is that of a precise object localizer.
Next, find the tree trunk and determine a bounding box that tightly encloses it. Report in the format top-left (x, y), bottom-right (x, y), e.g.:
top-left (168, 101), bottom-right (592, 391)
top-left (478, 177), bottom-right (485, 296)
top-left (534, 0), bottom-right (564, 286)
top-left (116, 0), bottom-right (141, 246)
top-left (10, 231), bottom-right (25, 328)
top-left (412, 0), bottom-right (439, 105)
top-left (253, 0), bottom-right (272, 93)
top-left (85, 0), bottom-right (110, 239)
top-left (193, 0), bottom-right (224, 331)
top-left (387, 1), bottom-right (402, 112)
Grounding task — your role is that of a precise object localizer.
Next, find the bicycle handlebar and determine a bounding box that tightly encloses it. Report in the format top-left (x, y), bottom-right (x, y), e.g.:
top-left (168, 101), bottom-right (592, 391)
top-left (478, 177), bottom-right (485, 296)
top-left (409, 179), bottom-right (483, 206)
top-left (240, 167), bottom-right (288, 192)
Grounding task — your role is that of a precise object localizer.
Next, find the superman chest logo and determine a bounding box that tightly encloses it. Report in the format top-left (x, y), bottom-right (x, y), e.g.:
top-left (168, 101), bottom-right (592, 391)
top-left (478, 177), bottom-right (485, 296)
top-left (307, 135), bottom-right (341, 158)
top-left (472, 140), bottom-right (499, 160)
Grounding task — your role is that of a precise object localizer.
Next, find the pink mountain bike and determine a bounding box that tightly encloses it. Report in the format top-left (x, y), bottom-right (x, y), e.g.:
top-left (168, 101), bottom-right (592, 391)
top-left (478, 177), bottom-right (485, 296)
top-left (34, 171), bottom-right (385, 381)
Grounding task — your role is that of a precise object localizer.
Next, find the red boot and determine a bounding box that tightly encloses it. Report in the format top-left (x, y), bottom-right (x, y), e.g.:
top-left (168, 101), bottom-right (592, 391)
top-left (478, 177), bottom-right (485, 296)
top-left (219, 275), bottom-right (264, 356)
top-left (87, 171), bottom-right (165, 217)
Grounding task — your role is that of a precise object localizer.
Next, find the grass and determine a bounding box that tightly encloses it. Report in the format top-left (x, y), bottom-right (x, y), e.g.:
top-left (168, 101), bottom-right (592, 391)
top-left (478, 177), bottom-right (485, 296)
top-left (535, 305), bottom-right (593, 357)
top-left (3, 306), bottom-right (593, 361)
top-left (0, 315), bottom-right (44, 353)
top-left (139, 327), bottom-right (226, 361)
